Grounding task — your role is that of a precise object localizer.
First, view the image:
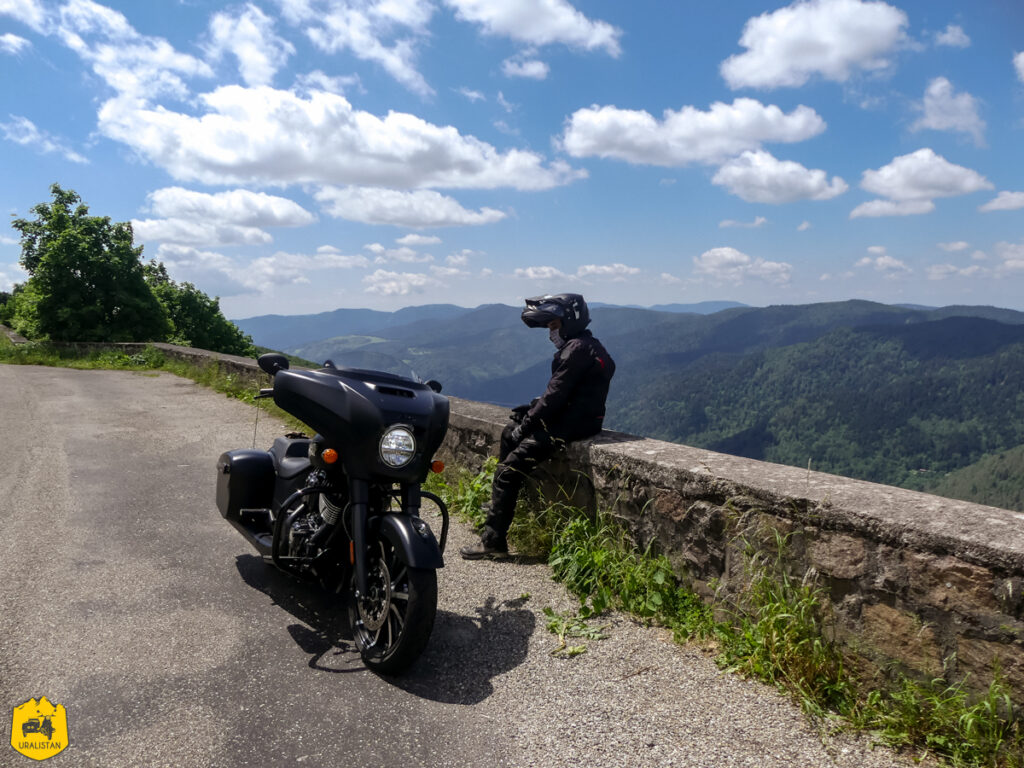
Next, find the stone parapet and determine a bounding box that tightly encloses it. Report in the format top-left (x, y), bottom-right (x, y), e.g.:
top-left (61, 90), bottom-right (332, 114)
top-left (438, 396), bottom-right (1024, 700)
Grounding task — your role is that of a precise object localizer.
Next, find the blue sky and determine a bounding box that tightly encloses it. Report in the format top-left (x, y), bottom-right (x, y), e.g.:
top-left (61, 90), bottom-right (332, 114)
top-left (1, 0), bottom-right (1023, 318)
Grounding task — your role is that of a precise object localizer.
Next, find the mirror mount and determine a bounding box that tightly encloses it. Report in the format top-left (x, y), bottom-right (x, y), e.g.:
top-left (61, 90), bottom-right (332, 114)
top-left (257, 353), bottom-right (290, 377)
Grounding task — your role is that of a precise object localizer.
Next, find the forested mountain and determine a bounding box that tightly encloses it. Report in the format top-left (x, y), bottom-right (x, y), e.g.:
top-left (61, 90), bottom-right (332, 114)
top-left (240, 299), bottom-right (1024, 511)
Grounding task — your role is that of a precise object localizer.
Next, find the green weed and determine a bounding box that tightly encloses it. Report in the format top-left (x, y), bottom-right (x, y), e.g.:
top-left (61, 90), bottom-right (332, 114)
top-left (543, 606), bottom-right (609, 657)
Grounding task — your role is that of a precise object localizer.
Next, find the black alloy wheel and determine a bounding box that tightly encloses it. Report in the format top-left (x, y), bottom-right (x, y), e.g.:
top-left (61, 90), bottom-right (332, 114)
top-left (348, 537), bottom-right (437, 674)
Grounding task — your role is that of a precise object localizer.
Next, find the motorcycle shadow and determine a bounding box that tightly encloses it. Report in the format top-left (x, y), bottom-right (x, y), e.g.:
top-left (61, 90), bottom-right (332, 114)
top-left (394, 595), bottom-right (535, 705)
top-left (235, 554), bottom-right (365, 675)
top-left (235, 555), bottom-right (535, 698)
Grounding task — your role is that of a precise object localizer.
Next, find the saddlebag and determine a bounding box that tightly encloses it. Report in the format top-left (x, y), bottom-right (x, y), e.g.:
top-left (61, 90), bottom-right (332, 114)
top-left (216, 449), bottom-right (275, 521)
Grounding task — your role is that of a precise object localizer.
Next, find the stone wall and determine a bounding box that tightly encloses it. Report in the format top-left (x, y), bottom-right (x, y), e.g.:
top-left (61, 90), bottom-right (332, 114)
top-left (7, 334), bottom-right (1023, 699)
top-left (440, 397), bottom-right (1024, 700)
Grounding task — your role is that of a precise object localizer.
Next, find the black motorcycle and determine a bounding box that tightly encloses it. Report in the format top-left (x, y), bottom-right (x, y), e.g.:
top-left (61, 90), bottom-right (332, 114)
top-left (216, 353), bottom-right (451, 673)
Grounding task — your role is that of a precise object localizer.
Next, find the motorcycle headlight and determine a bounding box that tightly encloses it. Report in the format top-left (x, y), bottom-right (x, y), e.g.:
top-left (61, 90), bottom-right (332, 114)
top-left (379, 426), bottom-right (416, 468)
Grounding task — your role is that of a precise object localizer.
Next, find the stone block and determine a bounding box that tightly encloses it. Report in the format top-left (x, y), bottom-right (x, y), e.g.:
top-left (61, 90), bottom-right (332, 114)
top-left (956, 636), bottom-right (1024, 697)
top-left (904, 553), bottom-right (999, 614)
top-left (809, 532), bottom-right (867, 580)
top-left (860, 602), bottom-right (944, 677)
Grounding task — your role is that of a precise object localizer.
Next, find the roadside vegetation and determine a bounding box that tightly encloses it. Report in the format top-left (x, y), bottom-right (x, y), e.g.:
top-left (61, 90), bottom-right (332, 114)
top-left (426, 460), bottom-right (1024, 768)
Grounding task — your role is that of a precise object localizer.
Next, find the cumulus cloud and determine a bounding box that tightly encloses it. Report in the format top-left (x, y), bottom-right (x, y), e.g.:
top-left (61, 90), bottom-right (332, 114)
top-left (855, 246), bottom-right (911, 275)
top-left (911, 77), bottom-right (985, 146)
top-left (693, 247), bottom-right (792, 284)
top-left (0, 32), bottom-right (31, 54)
top-left (155, 243), bottom-right (253, 296)
top-left (720, 0), bottom-right (909, 90)
top-left (57, 0), bottom-right (212, 100)
top-left (246, 247), bottom-right (371, 290)
top-left (294, 70), bottom-right (361, 96)
top-left (561, 98), bottom-right (825, 167)
top-left (99, 86), bottom-right (584, 190)
top-left (444, 0), bottom-right (621, 56)
top-left (576, 263), bottom-right (640, 280)
top-left (934, 24), bottom-right (970, 48)
top-left (363, 268), bottom-right (440, 295)
top-left (364, 243), bottom-right (433, 264)
top-left (1016, 52), bottom-right (1024, 83)
top-left (927, 263), bottom-right (983, 280)
top-left (502, 54), bottom-right (549, 80)
top-left (937, 241), bottom-right (969, 252)
top-left (446, 248), bottom-right (480, 266)
top-left (316, 186), bottom-right (507, 228)
top-left (207, 3), bottom-right (295, 87)
top-left (711, 149), bottom-right (847, 203)
top-left (851, 148), bottom-right (992, 218)
top-left (720, 216), bottom-right (768, 229)
top-left (276, 0), bottom-right (435, 96)
top-left (514, 265), bottom-right (570, 280)
top-left (0, 115), bottom-right (87, 163)
top-left (133, 187), bottom-right (315, 246)
top-left (797, 220), bottom-right (811, 231)
top-left (0, 0), bottom-right (47, 32)
top-left (397, 233), bottom-right (441, 246)
top-left (979, 191), bottom-right (1024, 212)
top-left (995, 241), bottom-right (1024, 273)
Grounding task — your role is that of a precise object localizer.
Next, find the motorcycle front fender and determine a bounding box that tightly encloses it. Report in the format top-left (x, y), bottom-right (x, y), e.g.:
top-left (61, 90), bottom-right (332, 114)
top-left (377, 514), bottom-right (444, 570)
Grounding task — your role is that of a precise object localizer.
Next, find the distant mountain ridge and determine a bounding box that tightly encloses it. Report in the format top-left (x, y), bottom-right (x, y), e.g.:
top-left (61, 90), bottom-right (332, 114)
top-left (238, 299), bottom-right (1024, 511)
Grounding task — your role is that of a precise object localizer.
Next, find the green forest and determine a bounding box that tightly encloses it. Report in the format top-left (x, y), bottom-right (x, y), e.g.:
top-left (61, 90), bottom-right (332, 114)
top-left (0, 184), bottom-right (253, 356)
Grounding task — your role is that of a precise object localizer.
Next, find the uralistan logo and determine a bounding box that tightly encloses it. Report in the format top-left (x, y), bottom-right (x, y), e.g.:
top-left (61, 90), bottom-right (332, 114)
top-left (10, 698), bottom-right (69, 761)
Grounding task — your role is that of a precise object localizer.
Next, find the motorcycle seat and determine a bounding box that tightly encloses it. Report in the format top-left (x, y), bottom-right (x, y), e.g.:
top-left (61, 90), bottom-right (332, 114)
top-left (270, 436), bottom-right (312, 480)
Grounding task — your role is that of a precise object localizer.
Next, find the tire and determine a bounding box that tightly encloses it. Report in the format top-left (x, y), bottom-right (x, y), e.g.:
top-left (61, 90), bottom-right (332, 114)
top-left (349, 537), bottom-right (437, 674)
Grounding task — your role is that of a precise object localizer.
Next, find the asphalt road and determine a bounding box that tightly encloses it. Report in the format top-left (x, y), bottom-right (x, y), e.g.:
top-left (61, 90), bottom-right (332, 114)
top-left (0, 366), bottom-right (922, 768)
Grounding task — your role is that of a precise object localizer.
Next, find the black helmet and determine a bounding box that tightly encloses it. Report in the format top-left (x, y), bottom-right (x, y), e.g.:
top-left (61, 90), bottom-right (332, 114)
top-left (521, 293), bottom-right (590, 338)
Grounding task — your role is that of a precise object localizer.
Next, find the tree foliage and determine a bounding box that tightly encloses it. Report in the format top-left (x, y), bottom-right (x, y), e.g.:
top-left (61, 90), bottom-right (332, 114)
top-left (6, 184), bottom-right (254, 356)
top-left (9, 184), bottom-right (168, 342)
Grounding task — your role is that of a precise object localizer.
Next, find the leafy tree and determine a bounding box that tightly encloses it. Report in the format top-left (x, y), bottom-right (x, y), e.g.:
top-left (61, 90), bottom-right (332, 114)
top-left (143, 260), bottom-right (255, 356)
top-left (9, 184), bottom-right (169, 342)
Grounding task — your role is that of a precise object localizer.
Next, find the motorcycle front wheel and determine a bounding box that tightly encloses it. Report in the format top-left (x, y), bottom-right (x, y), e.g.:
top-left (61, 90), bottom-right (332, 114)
top-left (348, 538), bottom-right (437, 674)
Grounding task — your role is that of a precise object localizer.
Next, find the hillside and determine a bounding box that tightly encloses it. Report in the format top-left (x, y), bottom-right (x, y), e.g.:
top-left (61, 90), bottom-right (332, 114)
top-left (241, 299), bottom-right (1024, 510)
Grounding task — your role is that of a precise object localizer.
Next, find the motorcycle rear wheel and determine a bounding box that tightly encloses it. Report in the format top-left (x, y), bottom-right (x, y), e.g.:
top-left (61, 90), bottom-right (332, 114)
top-left (349, 538), bottom-right (437, 674)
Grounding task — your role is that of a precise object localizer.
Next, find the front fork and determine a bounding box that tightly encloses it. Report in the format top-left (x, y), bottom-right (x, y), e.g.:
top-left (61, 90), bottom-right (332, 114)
top-left (350, 481), bottom-right (424, 598)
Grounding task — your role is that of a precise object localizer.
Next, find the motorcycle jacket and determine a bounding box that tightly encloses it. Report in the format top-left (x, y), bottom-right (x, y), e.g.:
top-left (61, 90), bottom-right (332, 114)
top-left (518, 329), bottom-right (615, 442)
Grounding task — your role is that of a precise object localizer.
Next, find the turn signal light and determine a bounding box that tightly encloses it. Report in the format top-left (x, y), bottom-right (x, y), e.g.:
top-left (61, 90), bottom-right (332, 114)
top-left (322, 448), bottom-right (339, 464)
top-left (430, 460), bottom-right (445, 473)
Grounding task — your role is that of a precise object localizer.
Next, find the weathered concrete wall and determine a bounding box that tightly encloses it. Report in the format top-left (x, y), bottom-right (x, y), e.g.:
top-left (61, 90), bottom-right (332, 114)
top-left (7, 334), bottom-right (1022, 698)
top-left (439, 396), bottom-right (1024, 699)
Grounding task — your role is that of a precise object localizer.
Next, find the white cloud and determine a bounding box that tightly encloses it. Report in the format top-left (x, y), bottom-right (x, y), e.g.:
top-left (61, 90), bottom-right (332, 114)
top-left (502, 55), bottom-right (549, 80)
top-left (720, 0), bottom-right (909, 90)
top-left (446, 248), bottom-right (480, 266)
top-left (693, 246), bottom-right (792, 284)
top-left (711, 149), bottom-right (847, 203)
top-left (134, 219), bottom-right (273, 246)
top-left (797, 220), bottom-right (811, 231)
top-left (57, 0), bottom-right (212, 100)
top-left (0, 235), bottom-right (18, 245)
top-left (934, 24), bottom-right (970, 48)
top-left (576, 263), bottom-right (640, 280)
top-left (277, 0), bottom-right (435, 96)
top-left (855, 247), bottom-right (910, 275)
top-left (295, 70), bottom-right (361, 96)
top-left (457, 87), bottom-right (485, 102)
top-left (397, 233), bottom-right (441, 246)
top-left (207, 3), bottom-right (295, 87)
top-left (316, 186), bottom-right (507, 228)
top-left (514, 265), bottom-right (569, 280)
top-left (147, 187), bottom-right (315, 227)
top-left (444, 0), bottom-right (621, 56)
top-left (0, 32), bottom-right (31, 54)
top-left (430, 264), bottom-right (468, 279)
top-left (1016, 52), bottom-right (1024, 83)
top-left (927, 263), bottom-right (983, 280)
top-left (0, 115), bottom-right (87, 163)
top-left (0, 263), bottom-right (27, 291)
top-left (363, 268), bottom-right (439, 295)
top-left (659, 272), bottom-right (683, 284)
top-left (851, 148), bottom-right (992, 218)
top-left (937, 241), bottom-right (969, 252)
top-left (365, 244), bottom-right (433, 264)
top-left (995, 241), bottom-right (1024, 274)
top-left (979, 191), bottom-right (1024, 213)
top-left (99, 86), bottom-right (585, 190)
top-left (561, 98), bottom-right (826, 167)
top-left (720, 216), bottom-right (768, 229)
top-left (248, 248), bottom-right (371, 290)
top-left (0, 0), bottom-right (47, 32)
top-left (133, 187), bottom-right (315, 246)
top-left (155, 243), bottom-right (253, 296)
top-left (911, 77), bottom-right (985, 146)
